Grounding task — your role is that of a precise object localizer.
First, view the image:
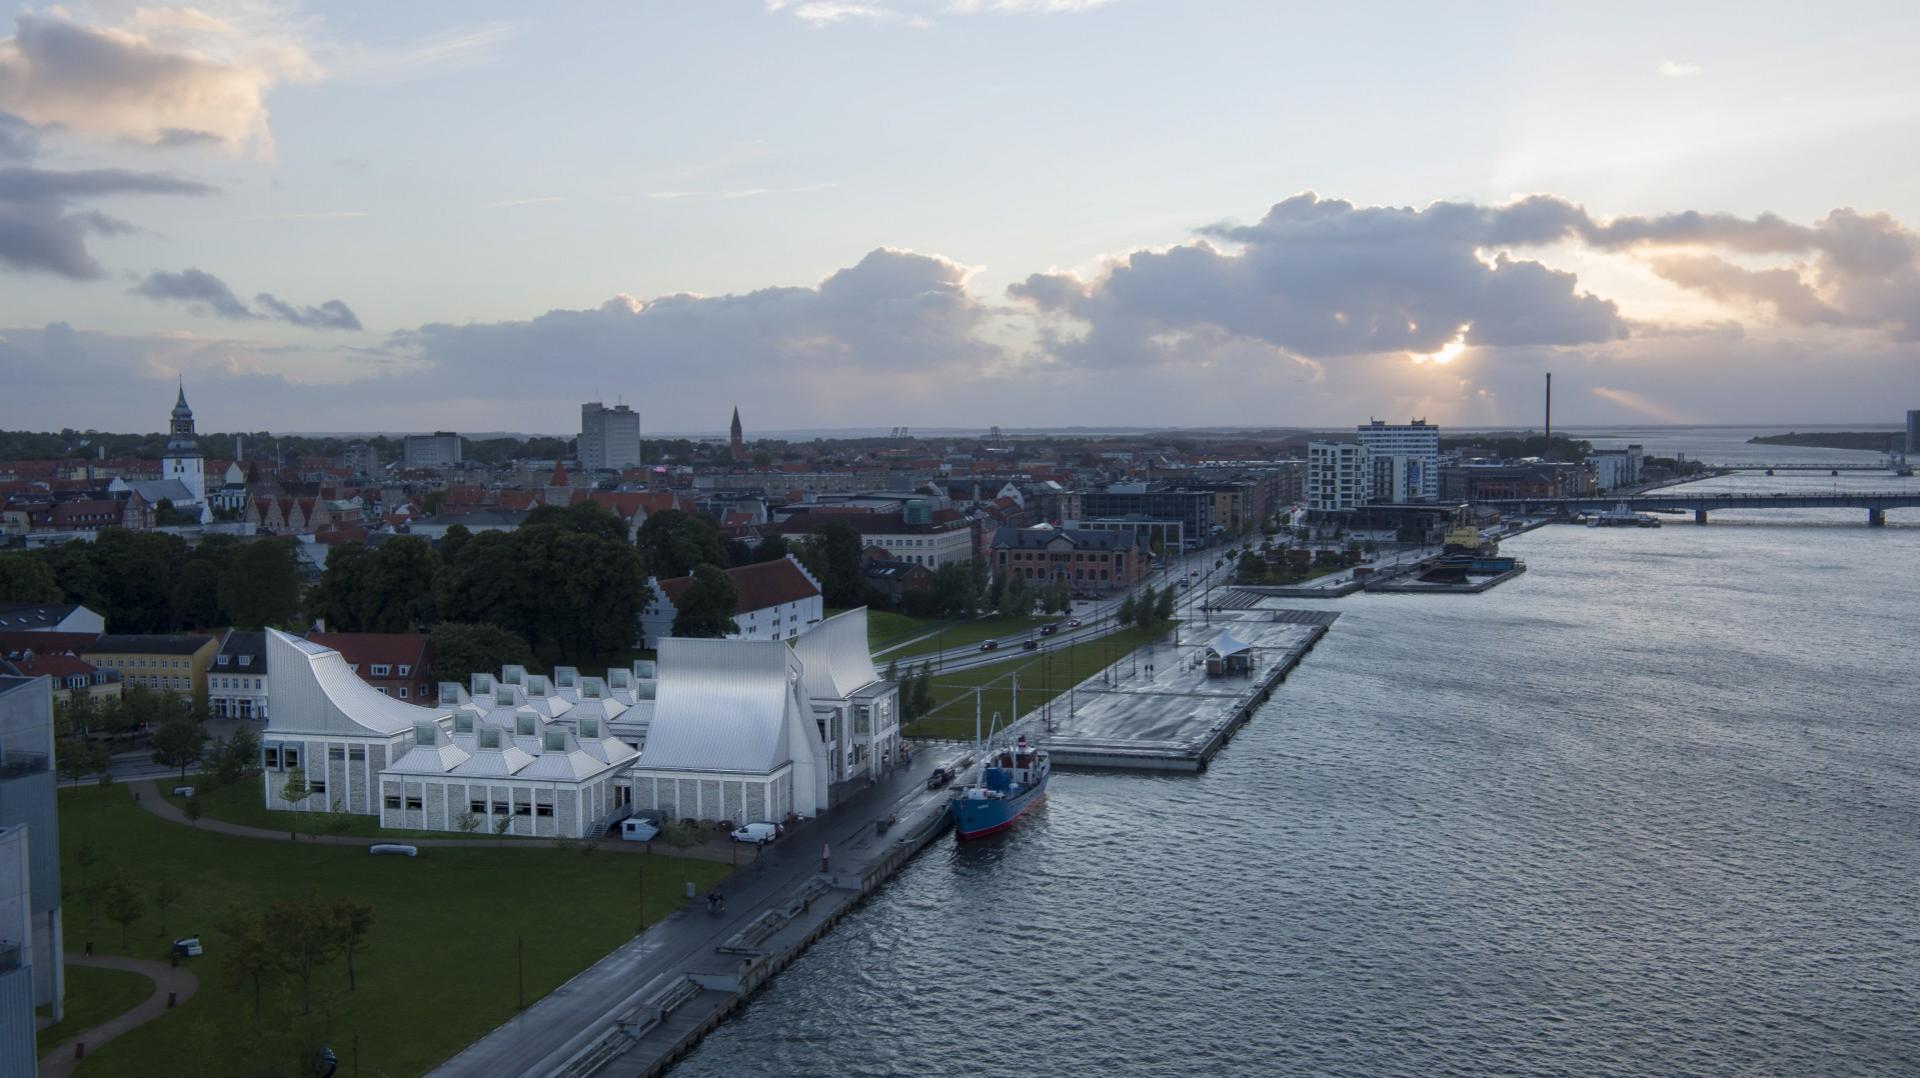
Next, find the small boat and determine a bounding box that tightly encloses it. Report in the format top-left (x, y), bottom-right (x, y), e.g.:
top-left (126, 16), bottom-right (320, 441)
top-left (949, 683), bottom-right (1049, 841)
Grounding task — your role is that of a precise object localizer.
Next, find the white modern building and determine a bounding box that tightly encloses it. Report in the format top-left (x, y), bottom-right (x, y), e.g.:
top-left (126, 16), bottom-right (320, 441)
top-left (1355, 419), bottom-right (1440, 502)
top-left (0, 674), bottom-right (62, 1051)
top-left (792, 608), bottom-right (901, 788)
top-left (638, 555), bottom-right (823, 649)
top-left (1307, 441), bottom-right (1373, 513)
top-left (580, 402), bottom-right (642, 472)
top-left (1590, 445), bottom-right (1646, 491)
top-left (401, 432), bottom-right (463, 470)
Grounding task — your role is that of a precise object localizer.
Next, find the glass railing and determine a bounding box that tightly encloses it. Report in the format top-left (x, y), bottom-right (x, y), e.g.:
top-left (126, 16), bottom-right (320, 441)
top-left (0, 751), bottom-right (51, 779)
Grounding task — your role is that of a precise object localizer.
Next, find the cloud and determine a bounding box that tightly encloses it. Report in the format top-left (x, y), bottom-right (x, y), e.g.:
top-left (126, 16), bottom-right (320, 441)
top-left (0, 110), bottom-right (40, 160)
top-left (767, 2), bottom-right (930, 27)
top-left (329, 22), bottom-right (523, 84)
top-left (253, 293), bottom-right (363, 331)
top-left (947, 0), bottom-right (1116, 11)
top-left (640, 182), bottom-right (837, 201)
top-left (132, 266), bottom-right (363, 330)
top-left (0, 165), bottom-right (218, 278)
top-left (134, 267), bottom-right (255, 319)
top-left (485, 196), bottom-right (565, 208)
top-left (0, 11), bottom-right (316, 158)
top-left (1659, 60), bottom-right (1702, 78)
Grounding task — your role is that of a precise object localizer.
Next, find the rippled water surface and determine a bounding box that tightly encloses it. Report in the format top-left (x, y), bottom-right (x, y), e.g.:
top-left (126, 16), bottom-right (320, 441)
top-left (678, 474), bottom-right (1920, 1077)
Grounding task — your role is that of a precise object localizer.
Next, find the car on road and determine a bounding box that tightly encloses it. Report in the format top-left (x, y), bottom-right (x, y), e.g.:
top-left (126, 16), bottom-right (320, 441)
top-left (979, 639), bottom-right (999, 651)
top-left (1066, 618), bottom-right (1083, 628)
top-left (1022, 639), bottom-right (1039, 651)
top-left (731, 822), bottom-right (780, 845)
top-left (1040, 623), bottom-right (1059, 636)
top-left (927, 766), bottom-right (952, 789)
top-left (619, 818), bottom-right (661, 842)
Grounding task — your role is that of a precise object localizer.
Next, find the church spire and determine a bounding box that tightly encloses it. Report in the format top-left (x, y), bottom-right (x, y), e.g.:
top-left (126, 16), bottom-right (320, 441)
top-left (729, 405), bottom-right (744, 459)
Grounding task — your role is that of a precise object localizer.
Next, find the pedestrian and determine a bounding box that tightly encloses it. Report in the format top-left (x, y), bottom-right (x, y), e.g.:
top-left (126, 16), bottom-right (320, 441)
top-left (84, 941), bottom-right (93, 958)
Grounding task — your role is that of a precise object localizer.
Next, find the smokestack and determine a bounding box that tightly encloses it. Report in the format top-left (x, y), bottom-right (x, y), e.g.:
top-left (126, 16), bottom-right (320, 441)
top-left (1544, 372), bottom-right (1552, 457)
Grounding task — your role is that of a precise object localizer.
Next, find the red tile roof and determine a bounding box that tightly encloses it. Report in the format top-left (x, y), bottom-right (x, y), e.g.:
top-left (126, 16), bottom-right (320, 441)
top-left (15, 653), bottom-right (97, 679)
top-left (656, 557), bottom-right (819, 614)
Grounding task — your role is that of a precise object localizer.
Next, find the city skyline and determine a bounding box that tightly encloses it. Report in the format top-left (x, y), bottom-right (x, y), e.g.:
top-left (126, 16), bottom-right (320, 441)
top-left (4, 1), bottom-right (1920, 433)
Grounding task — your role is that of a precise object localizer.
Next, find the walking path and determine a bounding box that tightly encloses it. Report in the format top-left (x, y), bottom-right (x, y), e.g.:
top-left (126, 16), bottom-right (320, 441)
top-left (37, 955), bottom-right (199, 1078)
top-left (125, 780), bottom-right (741, 863)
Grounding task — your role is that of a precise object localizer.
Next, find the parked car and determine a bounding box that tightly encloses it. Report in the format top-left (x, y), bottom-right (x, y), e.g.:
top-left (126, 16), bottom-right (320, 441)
top-left (926, 766), bottom-right (952, 789)
top-left (369, 844), bottom-right (418, 857)
top-left (620, 818), bottom-right (661, 842)
top-left (1066, 618), bottom-right (1083, 628)
top-left (979, 639), bottom-right (999, 651)
top-left (731, 822), bottom-right (779, 845)
top-left (172, 935), bottom-right (203, 958)
top-left (1040, 623), bottom-right (1059, 636)
top-left (1022, 639), bottom-right (1039, 651)
top-left (171, 785), bottom-right (194, 797)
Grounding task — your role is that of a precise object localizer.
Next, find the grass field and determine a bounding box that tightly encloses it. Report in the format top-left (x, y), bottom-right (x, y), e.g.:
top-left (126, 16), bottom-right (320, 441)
top-left (161, 775), bottom-right (539, 841)
top-left (879, 614), bottom-right (1057, 661)
top-left (901, 623), bottom-right (1172, 740)
top-left (57, 784), bottom-right (728, 1077)
top-left (37, 965), bottom-right (154, 1056)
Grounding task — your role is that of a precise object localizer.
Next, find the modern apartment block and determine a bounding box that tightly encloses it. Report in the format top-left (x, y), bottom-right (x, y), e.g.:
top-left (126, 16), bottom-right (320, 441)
top-left (1355, 419), bottom-right (1440, 502)
top-left (1307, 441), bottom-right (1372, 513)
top-left (401, 432), bottom-right (463, 470)
top-left (1907, 409), bottom-right (1919, 455)
top-left (580, 402), bottom-right (642, 472)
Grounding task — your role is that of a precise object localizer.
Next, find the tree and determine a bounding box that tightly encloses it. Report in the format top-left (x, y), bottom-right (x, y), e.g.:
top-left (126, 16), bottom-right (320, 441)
top-left (931, 562), bottom-right (977, 617)
top-left (56, 737), bottom-right (99, 785)
top-left (1135, 585), bottom-right (1157, 631)
top-left (361, 535), bottom-right (440, 631)
top-left (306, 543), bottom-right (376, 630)
top-left (912, 661), bottom-right (935, 718)
top-left (280, 767), bottom-right (311, 813)
top-left (432, 531), bottom-right (519, 628)
top-left (73, 842), bottom-right (98, 897)
top-left (264, 899), bottom-right (341, 1016)
top-left (1116, 594), bottom-right (1137, 626)
top-left (215, 725), bottom-right (261, 787)
top-left (0, 552), bottom-right (60, 602)
top-left (455, 812), bottom-right (482, 835)
top-left (100, 874), bottom-right (146, 948)
top-left (523, 500), bottom-right (631, 545)
top-left (330, 900), bottom-right (375, 991)
top-left (220, 539), bottom-right (301, 629)
top-left (750, 534), bottom-right (790, 564)
top-left (1154, 585), bottom-right (1175, 623)
top-left (221, 909), bottom-right (285, 1023)
top-left (896, 666), bottom-right (917, 721)
top-left (428, 622), bottom-right (536, 686)
top-left (152, 878), bottom-right (181, 935)
top-left (437, 523), bottom-right (473, 567)
top-left (810, 520), bottom-right (866, 608)
top-left (634, 509), bottom-right (727, 580)
top-left (169, 557), bottom-right (224, 629)
top-left (672, 563), bottom-right (739, 638)
top-left (151, 715), bottom-right (209, 780)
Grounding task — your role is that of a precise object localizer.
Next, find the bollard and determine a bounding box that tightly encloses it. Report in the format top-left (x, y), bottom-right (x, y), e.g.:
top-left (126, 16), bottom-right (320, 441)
top-left (75, 1042), bottom-right (85, 1060)
top-left (168, 992), bottom-right (177, 1008)
top-left (685, 881), bottom-right (695, 900)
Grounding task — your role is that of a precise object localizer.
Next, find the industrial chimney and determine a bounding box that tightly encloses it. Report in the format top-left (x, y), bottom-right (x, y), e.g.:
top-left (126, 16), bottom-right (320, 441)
top-left (1544, 372), bottom-right (1552, 458)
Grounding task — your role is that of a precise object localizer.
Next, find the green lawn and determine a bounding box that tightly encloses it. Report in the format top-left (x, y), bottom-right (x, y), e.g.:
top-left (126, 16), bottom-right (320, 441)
top-left (37, 965), bottom-right (154, 1057)
top-left (161, 774), bottom-right (539, 841)
top-left (57, 784), bottom-right (728, 1077)
top-left (880, 614), bottom-right (1057, 661)
top-left (902, 623), bottom-right (1173, 740)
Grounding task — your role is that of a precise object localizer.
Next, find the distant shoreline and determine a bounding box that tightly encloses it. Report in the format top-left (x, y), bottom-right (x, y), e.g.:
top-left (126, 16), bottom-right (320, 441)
top-left (1747, 431), bottom-right (1900, 451)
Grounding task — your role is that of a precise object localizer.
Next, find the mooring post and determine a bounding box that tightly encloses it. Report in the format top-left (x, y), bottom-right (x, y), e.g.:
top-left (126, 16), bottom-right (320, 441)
top-left (1694, 510), bottom-right (1708, 525)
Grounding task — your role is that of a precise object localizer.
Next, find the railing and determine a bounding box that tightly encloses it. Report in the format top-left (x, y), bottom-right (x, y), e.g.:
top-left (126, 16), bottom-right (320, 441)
top-left (0, 751), bottom-right (49, 779)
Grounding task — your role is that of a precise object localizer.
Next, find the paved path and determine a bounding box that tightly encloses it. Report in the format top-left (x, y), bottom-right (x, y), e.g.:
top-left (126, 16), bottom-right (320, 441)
top-left (37, 955), bottom-right (199, 1078)
top-left (125, 780), bottom-right (741, 863)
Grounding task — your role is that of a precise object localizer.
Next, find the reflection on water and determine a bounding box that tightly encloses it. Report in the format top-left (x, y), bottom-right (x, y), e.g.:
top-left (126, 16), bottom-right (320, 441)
top-left (675, 476), bottom-right (1920, 1078)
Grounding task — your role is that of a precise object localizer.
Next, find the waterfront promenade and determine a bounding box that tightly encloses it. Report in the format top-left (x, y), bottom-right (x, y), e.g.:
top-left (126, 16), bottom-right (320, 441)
top-left (430, 752), bottom-right (965, 1078)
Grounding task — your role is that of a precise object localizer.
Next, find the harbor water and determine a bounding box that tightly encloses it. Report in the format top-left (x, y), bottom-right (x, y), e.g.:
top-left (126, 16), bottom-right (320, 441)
top-left (675, 462), bottom-right (1920, 1077)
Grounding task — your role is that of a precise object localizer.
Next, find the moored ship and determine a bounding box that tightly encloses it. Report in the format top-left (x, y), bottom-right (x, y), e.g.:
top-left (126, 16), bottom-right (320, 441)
top-left (951, 735), bottom-right (1050, 840)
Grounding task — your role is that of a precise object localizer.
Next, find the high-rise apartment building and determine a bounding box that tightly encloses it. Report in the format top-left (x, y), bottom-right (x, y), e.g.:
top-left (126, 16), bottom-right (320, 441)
top-left (1906, 410), bottom-right (1919, 455)
top-left (401, 432), bottom-right (462, 470)
top-left (1355, 419), bottom-right (1440, 502)
top-left (1307, 441), bottom-right (1372, 513)
top-left (580, 402), bottom-right (642, 472)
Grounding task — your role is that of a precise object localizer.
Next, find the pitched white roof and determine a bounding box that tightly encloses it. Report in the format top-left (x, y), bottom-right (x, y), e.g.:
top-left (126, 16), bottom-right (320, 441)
top-left (642, 637), bottom-right (808, 774)
top-left (266, 629), bottom-right (449, 738)
top-left (790, 607), bottom-right (881, 702)
top-left (1207, 631), bottom-right (1252, 659)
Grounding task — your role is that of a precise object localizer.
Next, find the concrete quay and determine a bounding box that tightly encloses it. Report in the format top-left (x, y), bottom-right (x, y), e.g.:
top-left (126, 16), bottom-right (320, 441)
top-left (430, 758), bottom-right (965, 1078)
top-left (1041, 609), bottom-right (1337, 772)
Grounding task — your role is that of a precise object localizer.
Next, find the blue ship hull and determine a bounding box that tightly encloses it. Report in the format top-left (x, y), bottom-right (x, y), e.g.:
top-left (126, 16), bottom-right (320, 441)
top-left (950, 769), bottom-right (1048, 840)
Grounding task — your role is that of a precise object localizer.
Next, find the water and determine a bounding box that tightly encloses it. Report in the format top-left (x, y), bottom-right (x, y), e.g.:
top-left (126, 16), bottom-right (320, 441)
top-left (675, 471), bottom-right (1920, 1078)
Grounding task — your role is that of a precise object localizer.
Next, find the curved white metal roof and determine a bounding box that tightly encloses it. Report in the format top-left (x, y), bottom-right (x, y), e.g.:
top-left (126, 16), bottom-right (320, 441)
top-left (642, 637), bottom-right (807, 773)
top-left (266, 629), bottom-right (449, 738)
top-left (791, 607), bottom-right (881, 701)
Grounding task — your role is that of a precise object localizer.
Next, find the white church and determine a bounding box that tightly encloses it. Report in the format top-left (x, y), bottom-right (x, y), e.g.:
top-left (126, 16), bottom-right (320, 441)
top-left (109, 384), bottom-right (212, 523)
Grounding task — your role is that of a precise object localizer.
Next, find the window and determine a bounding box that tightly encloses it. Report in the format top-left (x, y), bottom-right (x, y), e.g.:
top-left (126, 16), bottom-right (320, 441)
top-left (284, 747), bottom-right (299, 770)
top-left (371, 664), bottom-right (390, 676)
top-left (375, 687), bottom-right (386, 695)
top-left (514, 803), bottom-right (532, 816)
top-left (264, 746), bottom-right (281, 769)
top-left (349, 745), bottom-right (366, 761)
top-left (309, 779), bottom-right (327, 794)
top-left (470, 799), bottom-right (487, 815)
top-left (535, 802), bottom-right (554, 817)
top-left (398, 686), bottom-right (408, 699)
top-left (398, 664), bottom-right (412, 676)
top-left (329, 745), bottom-right (346, 761)
top-left (490, 802), bottom-right (506, 815)
top-left (217, 655), bottom-right (230, 666)
top-left (384, 795), bottom-right (401, 810)
top-left (239, 655), bottom-right (252, 667)
top-left (405, 795), bottom-right (423, 810)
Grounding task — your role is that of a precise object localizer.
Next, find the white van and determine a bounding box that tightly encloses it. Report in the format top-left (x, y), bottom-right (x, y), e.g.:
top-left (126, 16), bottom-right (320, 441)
top-left (620, 818), bottom-right (661, 842)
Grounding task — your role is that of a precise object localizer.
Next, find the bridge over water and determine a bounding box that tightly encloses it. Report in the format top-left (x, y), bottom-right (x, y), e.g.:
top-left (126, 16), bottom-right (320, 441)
top-left (1701, 459), bottom-right (1905, 473)
top-left (1482, 490), bottom-right (1920, 526)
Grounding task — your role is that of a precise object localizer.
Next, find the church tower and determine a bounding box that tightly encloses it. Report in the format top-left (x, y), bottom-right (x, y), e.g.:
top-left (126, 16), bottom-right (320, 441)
top-left (163, 381), bottom-right (207, 517)
top-left (729, 405), bottom-right (744, 460)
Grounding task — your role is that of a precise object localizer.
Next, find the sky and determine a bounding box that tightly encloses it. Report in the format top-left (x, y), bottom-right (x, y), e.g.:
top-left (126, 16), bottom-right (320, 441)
top-left (2, 0), bottom-right (1918, 436)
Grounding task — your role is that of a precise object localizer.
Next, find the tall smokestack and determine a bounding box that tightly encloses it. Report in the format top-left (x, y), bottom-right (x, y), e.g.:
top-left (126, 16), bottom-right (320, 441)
top-left (1544, 372), bottom-right (1552, 457)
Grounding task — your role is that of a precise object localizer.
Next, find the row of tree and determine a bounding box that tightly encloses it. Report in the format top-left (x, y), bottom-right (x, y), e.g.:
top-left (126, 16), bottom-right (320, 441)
top-left (0, 530), bottom-right (301, 632)
top-left (1115, 583), bottom-right (1178, 631)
